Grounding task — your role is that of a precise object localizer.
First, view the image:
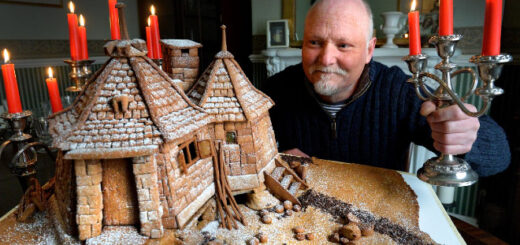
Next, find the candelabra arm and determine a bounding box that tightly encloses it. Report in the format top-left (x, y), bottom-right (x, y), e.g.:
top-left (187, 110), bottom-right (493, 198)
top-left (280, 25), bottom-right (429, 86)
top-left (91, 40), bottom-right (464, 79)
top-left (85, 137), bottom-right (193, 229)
top-left (11, 142), bottom-right (56, 168)
top-left (450, 68), bottom-right (478, 101)
top-left (418, 72), bottom-right (443, 99)
top-left (0, 140), bottom-right (12, 160)
top-left (413, 83), bottom-right (431, 101)
top-left (422, 72), bottom-right (489, 117)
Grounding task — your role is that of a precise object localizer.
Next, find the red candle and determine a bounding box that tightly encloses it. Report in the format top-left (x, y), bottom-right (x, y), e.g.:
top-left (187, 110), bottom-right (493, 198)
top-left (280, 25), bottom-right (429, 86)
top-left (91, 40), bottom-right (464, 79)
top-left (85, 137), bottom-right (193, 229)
top-left (149, 5), bottom-right (162, 59)
top-left (45, 67), bottom-right (63, 113)
top-left (408, 0), bottom-right (421, 55)
top-left (146, 18), bottom-right (154, 58)
top-left (439, 0), bottom-right (453, 36)
top-left (78, 14), bottom-right (89, 60)
top-left (67, 1), bottom-right (80, 60)
top-left (482, 0), bottom-right (502, 56)
top-left (1, 49), bottom-right (22, 114)
top-left (108, 0), bottom-right (121, 40)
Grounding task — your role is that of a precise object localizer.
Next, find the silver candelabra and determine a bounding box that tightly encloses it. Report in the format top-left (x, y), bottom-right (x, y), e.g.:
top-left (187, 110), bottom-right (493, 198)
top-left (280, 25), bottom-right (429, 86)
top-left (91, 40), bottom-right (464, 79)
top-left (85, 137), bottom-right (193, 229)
top-left (64, 59), bottom-right (94, 92)
top-left (403, 34), bottom-right (511, 187)
top-left (0, 111), bottom-right (55, 191)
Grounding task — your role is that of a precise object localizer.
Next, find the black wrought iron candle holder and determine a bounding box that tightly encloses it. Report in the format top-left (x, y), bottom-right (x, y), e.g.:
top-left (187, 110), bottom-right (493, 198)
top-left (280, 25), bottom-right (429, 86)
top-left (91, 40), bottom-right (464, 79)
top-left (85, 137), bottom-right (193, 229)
top-left (0, 111), bottom-right (55, 191)
top-left (403, 34), bottom-right (512, 187)
top-left (64, 59), bottom-right (94, 92)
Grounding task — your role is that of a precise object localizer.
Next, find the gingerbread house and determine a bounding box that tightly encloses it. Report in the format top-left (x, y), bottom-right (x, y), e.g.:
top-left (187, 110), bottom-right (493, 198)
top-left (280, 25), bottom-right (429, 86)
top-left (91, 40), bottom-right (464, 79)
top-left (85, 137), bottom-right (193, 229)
top-left (47, 27), bottom-right (278, 241)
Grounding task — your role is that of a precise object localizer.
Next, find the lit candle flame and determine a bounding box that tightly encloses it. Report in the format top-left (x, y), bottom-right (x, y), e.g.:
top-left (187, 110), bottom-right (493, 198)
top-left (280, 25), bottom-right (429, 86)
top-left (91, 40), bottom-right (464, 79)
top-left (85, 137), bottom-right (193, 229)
top-left (404, 33), bottom-right (409, 38)
top-left (147, 17), bottom-right (151, 27)
top-left (410, 0), bottom-right (417, 12)
top-left (79, 14), bottom-right (85, 26)
top-left (47, 67), bottom-right (54, 78)
top-left (3, 49), bottom-right (10, 63)
top-left (150, 5), bottom-right (155, 15)
top-left (68, 1), bottom-right (75, 13)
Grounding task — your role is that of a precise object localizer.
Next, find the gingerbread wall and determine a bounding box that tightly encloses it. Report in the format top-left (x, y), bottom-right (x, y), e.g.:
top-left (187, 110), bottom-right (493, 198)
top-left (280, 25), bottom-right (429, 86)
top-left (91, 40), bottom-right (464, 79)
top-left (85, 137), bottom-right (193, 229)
top-left (251, 112), bottom-right (278, 171)
top-left (74, 159), bottom-right (103, 240)
top-left (209, 120), bottom-right (258, 176)
top-left (156, 127), bottom-right (215, 228)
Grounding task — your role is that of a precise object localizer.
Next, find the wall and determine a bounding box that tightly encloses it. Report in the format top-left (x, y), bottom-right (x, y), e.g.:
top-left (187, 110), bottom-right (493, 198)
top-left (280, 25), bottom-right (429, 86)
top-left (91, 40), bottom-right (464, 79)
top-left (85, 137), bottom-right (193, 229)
top-left (252, 0), bottom-right (487, 39)
top-left (0, 0), bottom-right (139, 40)
top-left (251, 0), bottom-right (281, 35)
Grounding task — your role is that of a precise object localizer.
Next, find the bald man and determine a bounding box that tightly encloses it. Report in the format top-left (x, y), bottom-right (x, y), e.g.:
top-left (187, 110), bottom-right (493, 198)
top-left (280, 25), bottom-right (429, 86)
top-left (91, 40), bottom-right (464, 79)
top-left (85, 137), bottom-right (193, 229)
top-left (262, 0), bottom-right (510, 176)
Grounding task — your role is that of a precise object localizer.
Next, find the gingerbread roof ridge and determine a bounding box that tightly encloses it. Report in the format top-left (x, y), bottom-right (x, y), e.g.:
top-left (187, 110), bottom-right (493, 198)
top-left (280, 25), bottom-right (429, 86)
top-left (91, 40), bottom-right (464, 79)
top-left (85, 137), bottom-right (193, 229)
top-left (130, 56), bottom-right (211, 142)
top-left (223, 58), bottom-right (274, 120)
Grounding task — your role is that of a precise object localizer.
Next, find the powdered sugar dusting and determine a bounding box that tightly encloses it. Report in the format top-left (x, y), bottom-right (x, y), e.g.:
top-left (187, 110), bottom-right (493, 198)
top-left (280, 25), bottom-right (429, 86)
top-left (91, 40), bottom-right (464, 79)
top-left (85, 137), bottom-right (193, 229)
top-left (86, 226), bottom-right (147, 245)
top-left (0, 212), bottom-right (59, 245)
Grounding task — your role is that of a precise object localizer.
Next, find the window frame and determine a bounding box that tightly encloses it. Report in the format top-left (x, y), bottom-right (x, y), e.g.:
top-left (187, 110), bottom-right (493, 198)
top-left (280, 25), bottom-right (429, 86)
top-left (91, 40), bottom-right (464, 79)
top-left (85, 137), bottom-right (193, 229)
top-left (177, 136), bottom-right (201, 173)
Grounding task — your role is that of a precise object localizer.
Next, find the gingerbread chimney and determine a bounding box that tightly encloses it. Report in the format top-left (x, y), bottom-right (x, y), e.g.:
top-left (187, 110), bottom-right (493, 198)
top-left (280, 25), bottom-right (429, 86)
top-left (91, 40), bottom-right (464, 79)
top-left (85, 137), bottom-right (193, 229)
top-left (161, 39), bottom-right (202, 92)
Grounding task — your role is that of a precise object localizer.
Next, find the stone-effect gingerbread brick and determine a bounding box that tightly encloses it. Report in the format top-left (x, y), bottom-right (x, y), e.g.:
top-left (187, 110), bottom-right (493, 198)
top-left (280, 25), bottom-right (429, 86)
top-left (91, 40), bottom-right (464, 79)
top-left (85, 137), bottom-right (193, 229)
top-left (75, 159), bottom-right (103, 240)
top-left (132, 156), bottom-right (164, 238)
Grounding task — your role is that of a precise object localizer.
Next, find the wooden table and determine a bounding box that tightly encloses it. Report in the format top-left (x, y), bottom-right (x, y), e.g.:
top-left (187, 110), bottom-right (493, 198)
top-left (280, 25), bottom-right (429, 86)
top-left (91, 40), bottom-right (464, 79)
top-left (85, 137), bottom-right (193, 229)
top-left (451, 215), bottom-right (508, 245)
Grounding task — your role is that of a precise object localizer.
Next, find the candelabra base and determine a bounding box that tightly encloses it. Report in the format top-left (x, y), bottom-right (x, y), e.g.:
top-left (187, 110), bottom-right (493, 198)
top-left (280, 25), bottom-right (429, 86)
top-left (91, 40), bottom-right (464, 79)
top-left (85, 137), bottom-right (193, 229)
top-left (66, 85), bottom-right (83, 92)
top-left (417, 156), bottom-right (478, 187)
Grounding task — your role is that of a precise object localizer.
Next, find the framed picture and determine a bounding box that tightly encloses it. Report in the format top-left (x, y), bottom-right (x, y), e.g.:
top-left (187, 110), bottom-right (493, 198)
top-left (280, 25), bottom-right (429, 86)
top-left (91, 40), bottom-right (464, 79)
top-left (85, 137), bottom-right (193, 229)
top-left (398, 0), bottom-right (437, 13)
top-left (0, 0), bottom-right (62, 7)
top-left (267, 19), bottom-right (290, 48)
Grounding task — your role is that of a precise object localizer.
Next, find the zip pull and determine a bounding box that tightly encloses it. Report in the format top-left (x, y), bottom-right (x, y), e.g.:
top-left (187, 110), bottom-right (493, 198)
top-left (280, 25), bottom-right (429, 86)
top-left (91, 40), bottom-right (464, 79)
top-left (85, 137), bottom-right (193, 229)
top-left (331, 118), bottom-right (337, 139)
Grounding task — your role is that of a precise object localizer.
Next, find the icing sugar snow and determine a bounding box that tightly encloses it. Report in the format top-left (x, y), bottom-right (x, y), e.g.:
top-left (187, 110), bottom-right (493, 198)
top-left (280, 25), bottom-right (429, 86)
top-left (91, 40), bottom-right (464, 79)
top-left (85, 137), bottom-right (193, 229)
top-left (0, 212), bottom-right (59, 245)
top-left (86, 226), bottom-right (147, 245)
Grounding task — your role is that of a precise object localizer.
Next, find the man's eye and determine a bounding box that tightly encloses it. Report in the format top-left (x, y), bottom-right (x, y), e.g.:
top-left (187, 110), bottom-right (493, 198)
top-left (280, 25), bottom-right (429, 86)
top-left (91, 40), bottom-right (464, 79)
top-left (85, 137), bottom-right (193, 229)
top-left (309, 40), bottom-right (319, 46)
top-left (338, 44), bottom-right (349, 49)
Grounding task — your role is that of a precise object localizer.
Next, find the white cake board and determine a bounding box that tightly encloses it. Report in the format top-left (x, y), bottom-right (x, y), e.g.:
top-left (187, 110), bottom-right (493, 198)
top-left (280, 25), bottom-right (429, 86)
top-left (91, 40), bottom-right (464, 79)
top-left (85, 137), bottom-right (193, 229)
top-left (400, 172), bottom-right (467, 245)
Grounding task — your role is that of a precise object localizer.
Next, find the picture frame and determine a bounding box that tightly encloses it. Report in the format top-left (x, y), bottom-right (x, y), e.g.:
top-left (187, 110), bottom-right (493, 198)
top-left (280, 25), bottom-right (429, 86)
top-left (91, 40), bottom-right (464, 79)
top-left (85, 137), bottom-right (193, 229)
top-left (398, 0), bottom-right (437, 13)
top-left (267, 19), bottom-right (290, 48)
top-left (0, 0), bottom-right (62, 7)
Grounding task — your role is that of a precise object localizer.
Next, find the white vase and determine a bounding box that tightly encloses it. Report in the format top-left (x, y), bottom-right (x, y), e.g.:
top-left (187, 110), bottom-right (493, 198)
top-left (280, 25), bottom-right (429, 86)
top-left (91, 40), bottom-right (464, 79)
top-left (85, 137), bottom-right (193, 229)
top-left (380, 11), bottom-right (404, 48)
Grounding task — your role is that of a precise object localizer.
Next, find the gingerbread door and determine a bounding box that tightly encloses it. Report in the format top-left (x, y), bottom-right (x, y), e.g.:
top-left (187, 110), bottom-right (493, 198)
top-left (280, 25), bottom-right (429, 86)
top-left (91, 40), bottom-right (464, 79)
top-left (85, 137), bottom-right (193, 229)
top-left (102, 158), bottom-right (139, 225)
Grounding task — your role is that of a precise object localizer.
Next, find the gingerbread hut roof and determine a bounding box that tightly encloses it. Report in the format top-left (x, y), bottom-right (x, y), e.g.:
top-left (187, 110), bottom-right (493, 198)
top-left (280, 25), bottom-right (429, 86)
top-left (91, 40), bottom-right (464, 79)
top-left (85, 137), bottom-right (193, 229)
top-left (187, 26), bottom-right (274, 122)
top-left (48, 39), bottom-right (210, 159)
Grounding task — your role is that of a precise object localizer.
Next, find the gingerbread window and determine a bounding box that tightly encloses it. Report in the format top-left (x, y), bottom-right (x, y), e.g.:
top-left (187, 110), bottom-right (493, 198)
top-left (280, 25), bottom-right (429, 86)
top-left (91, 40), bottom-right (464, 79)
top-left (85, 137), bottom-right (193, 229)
top-left (226, 131), bottom-right (237, 144)
top-left (177, 136), bottom-right (200, 173)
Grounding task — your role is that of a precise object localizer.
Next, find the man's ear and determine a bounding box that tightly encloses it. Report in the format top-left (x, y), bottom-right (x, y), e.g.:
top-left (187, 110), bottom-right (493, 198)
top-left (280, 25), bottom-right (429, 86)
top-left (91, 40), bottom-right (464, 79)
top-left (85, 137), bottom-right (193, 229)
top-left (366, 37), bottom-right (377, 64)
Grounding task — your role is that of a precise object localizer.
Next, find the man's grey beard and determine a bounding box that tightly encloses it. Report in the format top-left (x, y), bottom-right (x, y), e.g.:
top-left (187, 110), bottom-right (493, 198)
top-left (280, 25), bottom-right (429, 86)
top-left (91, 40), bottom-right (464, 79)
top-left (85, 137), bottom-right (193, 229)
top-left (309, 65), bottom-right (348, 96)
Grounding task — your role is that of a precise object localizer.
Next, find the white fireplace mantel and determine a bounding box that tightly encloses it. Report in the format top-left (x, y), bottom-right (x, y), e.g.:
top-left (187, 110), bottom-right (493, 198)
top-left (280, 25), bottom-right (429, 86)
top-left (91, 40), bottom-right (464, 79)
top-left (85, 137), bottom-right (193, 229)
top-left (251, 47), bottom-right (475, 78)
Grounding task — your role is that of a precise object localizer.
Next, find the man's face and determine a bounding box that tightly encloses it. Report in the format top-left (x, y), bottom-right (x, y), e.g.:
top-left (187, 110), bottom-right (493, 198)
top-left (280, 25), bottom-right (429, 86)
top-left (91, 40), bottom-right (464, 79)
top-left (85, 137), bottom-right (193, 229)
top-left (302, 3), bottom-right (375, 100)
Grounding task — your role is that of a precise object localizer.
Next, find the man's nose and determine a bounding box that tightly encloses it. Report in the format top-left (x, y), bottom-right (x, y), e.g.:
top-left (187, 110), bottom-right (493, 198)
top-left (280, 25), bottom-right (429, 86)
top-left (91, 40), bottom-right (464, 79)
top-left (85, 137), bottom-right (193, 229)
top-left (318, 43), bottom-right (337, 66)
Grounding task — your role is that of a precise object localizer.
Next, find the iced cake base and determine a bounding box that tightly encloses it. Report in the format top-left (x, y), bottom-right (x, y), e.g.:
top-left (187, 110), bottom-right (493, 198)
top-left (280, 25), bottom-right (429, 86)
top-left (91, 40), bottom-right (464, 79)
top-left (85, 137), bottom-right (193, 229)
top-left (0, 158), bottom-right (437, 244)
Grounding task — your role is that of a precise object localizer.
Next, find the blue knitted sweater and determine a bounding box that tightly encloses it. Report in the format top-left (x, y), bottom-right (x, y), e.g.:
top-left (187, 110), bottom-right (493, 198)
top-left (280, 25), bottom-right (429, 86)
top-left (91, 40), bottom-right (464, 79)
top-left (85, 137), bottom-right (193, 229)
top-left (262, 61), bottom-right (510, 177)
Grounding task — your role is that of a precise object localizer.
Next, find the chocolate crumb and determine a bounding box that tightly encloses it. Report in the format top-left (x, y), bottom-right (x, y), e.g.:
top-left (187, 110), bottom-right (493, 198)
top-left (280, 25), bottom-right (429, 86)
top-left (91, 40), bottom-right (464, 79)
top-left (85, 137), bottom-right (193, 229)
top-left (298, 189), bottom-right (436, 245)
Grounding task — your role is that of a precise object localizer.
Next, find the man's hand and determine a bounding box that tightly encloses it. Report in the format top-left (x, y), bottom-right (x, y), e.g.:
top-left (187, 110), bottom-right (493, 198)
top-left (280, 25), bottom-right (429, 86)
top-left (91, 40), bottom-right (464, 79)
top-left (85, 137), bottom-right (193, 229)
top-left (420, 101), bottom-right (480, 155)
top-left (283, 148), bottom-right (310, 158)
